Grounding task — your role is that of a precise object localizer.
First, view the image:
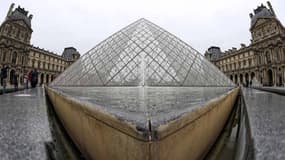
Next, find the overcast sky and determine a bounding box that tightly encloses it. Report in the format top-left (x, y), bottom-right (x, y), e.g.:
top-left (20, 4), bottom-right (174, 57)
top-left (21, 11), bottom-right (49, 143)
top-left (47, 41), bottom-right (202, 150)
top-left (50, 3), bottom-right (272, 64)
top-left (0, 0), bottom-right (285, 55)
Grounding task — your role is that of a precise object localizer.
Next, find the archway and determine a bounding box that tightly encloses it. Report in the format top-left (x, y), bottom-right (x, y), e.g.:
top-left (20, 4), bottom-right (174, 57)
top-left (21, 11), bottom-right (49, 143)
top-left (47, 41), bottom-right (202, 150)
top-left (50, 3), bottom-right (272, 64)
top-left (250, 72), bottom-right (255, 81)
top-left (9, 69), bottom-right (15, 85)
top-left (51, 75), bottom-right (56, 82)
top-left (267, 69), bottom-right (273, 86)
top-left (46, 74), bottom-right (49, 84)
top-left (40, 73), bottom-right (44, 85)
top-left (234, 74), bottom-right (238, 84)
top-left (239, 74), bottom-right (243, 85)
top-left (279, 76), bottom-right (282, 86)
top-left (230, 75), bottom-right (233, 81)
top-left (245, 73), bottom-right (249, 87)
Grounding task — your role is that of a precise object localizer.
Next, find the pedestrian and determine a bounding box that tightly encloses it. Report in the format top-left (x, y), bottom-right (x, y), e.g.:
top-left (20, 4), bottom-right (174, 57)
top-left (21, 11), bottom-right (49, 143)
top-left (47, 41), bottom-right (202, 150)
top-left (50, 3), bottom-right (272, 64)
top-left (31, 69), bottom-right (38, 88)
top-left (28, 70), bottom-right (32, 87)
top-left (24, 74), bottom-right (28, 89)
top-left (31, 70), bottom-right (35, 88)
top-left (0, 68), bottom-right (2, 86)
top-left (1, 65), bottom-right (9, 93)
top-left (13, 72), bottom-right (18, 91)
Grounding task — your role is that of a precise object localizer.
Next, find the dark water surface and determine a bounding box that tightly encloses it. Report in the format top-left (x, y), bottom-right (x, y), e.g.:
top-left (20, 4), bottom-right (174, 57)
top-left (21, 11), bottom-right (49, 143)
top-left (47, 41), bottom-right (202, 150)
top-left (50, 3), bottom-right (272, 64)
top-left (52, 86), bottom-right (234, 129)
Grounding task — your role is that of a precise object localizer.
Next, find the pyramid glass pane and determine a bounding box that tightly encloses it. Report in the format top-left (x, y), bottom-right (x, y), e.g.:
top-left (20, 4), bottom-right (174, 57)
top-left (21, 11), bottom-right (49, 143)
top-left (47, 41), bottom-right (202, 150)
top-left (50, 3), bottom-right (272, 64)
top-left (50, 18), bottom-right (234, 87)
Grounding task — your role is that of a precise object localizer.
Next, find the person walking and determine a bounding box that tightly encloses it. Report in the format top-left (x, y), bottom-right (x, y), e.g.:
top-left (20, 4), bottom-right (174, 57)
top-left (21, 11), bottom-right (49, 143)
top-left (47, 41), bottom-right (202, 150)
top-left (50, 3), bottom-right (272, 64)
top-left (24, 74), bottom-right (28, 89)
top-left (28, 70), bottom-right (32, 88)
top-left (31, 69), bottom-right (38, 88)
top-left (1, 65), bottom-right (9, 93)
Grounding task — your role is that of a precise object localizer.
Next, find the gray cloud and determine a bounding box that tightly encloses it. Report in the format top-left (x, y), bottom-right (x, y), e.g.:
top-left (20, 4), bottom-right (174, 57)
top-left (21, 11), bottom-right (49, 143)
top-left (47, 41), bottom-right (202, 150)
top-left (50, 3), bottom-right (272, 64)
top-left (1, 0), bottom-right (284, 55)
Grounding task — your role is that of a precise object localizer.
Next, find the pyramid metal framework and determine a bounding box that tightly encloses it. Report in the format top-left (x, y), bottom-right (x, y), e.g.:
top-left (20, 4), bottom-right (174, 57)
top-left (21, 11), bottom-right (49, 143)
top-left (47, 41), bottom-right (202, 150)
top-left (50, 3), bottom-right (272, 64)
top-left (51, 18), bottom-right (234, 87)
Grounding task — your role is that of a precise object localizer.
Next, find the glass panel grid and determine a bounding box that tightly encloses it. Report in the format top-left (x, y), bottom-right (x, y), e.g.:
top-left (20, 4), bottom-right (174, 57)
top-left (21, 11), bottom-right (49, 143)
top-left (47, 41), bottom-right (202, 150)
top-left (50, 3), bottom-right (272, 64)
top-left (50, 18), bottom-right (234, 87)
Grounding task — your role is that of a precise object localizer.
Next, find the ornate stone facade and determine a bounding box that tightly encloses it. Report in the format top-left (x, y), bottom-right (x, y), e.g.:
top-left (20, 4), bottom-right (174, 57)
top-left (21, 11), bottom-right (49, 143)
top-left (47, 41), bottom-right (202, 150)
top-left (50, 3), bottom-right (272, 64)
top-left (0, 4), bottom-right (80, 86)
top-left (205, 1), bottom-right (285, 86)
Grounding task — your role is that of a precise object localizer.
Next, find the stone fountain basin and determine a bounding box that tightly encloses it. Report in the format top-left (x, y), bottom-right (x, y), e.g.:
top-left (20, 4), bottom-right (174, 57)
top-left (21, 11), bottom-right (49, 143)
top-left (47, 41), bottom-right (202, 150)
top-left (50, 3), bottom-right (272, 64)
top-left (45, 86), bottom-right (239, 160)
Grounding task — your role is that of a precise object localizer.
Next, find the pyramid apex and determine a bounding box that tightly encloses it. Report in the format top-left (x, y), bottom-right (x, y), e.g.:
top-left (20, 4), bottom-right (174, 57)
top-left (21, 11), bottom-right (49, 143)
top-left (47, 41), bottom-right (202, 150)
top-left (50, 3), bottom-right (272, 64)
top-left (137, 18), bottom-right (148, 22)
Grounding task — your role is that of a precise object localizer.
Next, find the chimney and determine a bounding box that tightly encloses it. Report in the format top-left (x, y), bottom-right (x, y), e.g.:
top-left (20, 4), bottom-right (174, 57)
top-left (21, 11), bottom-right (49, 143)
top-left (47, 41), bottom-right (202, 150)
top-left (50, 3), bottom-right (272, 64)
top-left (267, 1), bottom-right (276, 17)
top-left (28, 14), bottom-right (33, 20)
top-left (6, 3), bottom-right (15, 19)
top-left (240, 43), bottom-right (246, 48)
top-left (249, 13), bottom-right (253, 19)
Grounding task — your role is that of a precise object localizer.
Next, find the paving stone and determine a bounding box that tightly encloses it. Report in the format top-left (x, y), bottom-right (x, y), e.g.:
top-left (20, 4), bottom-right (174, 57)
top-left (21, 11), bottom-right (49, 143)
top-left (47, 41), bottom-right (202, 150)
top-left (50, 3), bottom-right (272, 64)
top-left (0, 88), bottom-right (52, 160)
top-left (242, 88), bottom-right (285, 160)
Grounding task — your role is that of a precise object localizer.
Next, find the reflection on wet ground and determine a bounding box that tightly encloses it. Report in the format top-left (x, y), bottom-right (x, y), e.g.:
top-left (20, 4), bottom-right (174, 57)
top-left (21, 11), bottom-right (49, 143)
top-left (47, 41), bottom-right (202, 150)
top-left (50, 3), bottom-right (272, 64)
top-left (242, 88), bottom-right (285, 160)
top-left (0, 88), bottom-right (83, 160)
top-left (0, 88), bottom-right (52, 159)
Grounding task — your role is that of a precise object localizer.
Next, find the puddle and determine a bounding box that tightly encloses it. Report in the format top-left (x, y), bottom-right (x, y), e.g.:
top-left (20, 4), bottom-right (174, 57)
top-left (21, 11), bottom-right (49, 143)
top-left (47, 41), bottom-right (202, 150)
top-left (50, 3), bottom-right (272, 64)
top-left (14, 94), bottom-right (33, 97)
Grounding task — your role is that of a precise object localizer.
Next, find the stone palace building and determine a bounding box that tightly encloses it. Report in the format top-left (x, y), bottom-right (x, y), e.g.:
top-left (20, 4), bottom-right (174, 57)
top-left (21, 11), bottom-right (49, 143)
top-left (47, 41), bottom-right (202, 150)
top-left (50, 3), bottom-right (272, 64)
top-left (0, 4), bottom-right (80, 86)
top-left (205, 1), bottom-right (285, 86)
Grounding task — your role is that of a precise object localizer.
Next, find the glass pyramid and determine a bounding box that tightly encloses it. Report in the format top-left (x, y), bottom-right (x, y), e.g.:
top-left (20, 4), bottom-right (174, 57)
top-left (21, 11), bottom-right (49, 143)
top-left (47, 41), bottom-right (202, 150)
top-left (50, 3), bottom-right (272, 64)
top-left (51, 18), bottom-right (234, 87)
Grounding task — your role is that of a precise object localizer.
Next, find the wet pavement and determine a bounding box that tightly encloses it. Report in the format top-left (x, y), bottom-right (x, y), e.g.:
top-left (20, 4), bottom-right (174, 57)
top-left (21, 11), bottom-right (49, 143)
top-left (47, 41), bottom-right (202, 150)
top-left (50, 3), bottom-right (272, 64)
top-left (242, 88), bottom-right (285, 160)
top-left (0, 86), bottom-right (25, 95)
top-left (253, 86), bottom-right (285, 96)
top-left (0, 88), bottom-right (52, 160)
top-left (51, 86), bottom-right (234, 130)
top-left (3, 86), bottom-right (285, 160)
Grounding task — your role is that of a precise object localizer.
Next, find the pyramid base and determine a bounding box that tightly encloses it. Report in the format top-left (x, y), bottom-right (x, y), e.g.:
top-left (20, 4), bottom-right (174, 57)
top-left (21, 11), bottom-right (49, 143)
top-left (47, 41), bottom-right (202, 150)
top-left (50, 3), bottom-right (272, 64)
top-left (45, 86), bottom-right (239, 160)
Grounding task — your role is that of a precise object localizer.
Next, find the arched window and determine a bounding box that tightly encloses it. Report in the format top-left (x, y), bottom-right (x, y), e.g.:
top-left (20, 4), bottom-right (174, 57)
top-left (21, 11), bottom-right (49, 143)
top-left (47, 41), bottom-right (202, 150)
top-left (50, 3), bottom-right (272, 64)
top-left (12, 52), bottom-right (17, 64)
top-left (265, 51), bottom-right (271, 64)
